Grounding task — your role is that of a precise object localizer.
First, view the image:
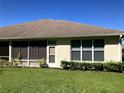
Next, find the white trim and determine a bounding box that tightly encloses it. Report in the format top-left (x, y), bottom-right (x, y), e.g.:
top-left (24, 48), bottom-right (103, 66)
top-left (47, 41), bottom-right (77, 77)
top-left (27, 41), bottom-right (30, 66)
top-left (119, 34), bottom-right (122, 61)
top-left (94, 48), bottom-right (104, 51)
top-left (9, 41), bottom-right (12, 62)
top-left (80, 40), bottom-right (82, 61)
top-left (47, 40), bottom-right (56, 67)
top-left (92, 40), bottom-right (94, 62)
top-left (46, 41), bottom-right (49, 65)
top-left (71, 39), bottom-right (104, 62)
top-left (0, 56), bottom-right (9, 58)
top-left (82, 48), bottom-right (92, 51)
top-left (19, 59), bottom-right (38, 61)
top-left (71, 48), bottom-right (80, 51)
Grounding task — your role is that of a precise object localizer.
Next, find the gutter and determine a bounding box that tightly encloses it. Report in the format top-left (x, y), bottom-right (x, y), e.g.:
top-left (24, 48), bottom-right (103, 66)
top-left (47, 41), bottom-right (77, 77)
top-left (0, 33), bottom-right (122, 40)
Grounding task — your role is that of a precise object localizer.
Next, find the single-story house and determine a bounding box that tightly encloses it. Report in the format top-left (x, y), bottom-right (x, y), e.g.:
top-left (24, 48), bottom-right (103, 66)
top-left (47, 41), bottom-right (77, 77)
top-left (0, 19), bottom-right (123, 68)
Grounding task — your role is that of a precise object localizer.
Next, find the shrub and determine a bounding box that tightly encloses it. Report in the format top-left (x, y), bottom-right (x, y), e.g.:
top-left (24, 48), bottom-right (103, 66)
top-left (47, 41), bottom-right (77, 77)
top-left (121, 63), bottom-right (124, 73)
top-left (61, 61), bottom-right (123, 73)
top-left (0, 59), bottom-right (8, 68)
top-left (38, 58), bottom-right (48, 68)
top-left (0, 58), bottom-right (22, 68)
top-left (90, 63), bottom-right (104, 71)
top-left (7, 61), bottom-right (13, 67)
top-left (12, 58), bottom-right (21, 67)
top-left (0, 59), bottom-right (3, 68)
top-left (61, 61), bottom-right (70, 69)
top-left (61, 61), bottom-right (104, 71)
top-left (103, 62), bottom-right (122, 72)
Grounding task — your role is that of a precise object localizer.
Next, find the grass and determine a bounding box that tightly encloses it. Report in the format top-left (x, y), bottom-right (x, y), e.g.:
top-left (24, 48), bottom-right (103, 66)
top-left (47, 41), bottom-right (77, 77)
top-left (0, 68), bottom-right (124, 93)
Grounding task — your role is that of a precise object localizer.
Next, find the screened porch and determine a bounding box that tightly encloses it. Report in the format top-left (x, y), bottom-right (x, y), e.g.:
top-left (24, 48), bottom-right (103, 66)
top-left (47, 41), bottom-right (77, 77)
top-left (0, 40), bottom-right (47, 66)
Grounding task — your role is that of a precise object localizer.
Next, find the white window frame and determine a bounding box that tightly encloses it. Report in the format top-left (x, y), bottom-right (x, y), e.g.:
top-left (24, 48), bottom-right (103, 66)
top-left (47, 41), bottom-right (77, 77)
top-left (71, 39), bottom-right (104, 61)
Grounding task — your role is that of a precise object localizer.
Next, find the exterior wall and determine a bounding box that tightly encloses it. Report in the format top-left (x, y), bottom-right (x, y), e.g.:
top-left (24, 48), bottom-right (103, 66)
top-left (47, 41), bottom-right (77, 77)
top-left (55, 36), bottom-right (121, 67)
top-left (56, 39), bottom-right (71, 67)
top-left (104, 36), bottom-right (122, 62)
top-left (0, 36), bottom-right (121, 68)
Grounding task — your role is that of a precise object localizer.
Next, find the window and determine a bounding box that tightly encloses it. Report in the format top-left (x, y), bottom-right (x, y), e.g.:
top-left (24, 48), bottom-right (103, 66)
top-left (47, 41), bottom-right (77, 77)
top-left (71, 39), bottom-right (104, 61)
top-left (94, 51), bottom-right (104, 61)
top-left (71, 51), bottom-right (80, 60)
top-left (94, 39), bottom-right (104, 61)
top-left (82, 51), bottom-right (92, 61)
top-left (82, 40), bottom-right (92, 61)
top-left (49, 47), bottom-right (55, 63)
top-left (71, 40), bottom-right (81, 60)
top-left (49, 55), bottom-right (55, 63)
top-left (71, 40), bottom-right (80, 48)
top-left (94, 39), bottom-right (104, 48)
top-left (0, 42), bottom-right (9, 57)
top-left (49, 47), bottom-right (55, 54)
top-left (82, 40), bottom-right (92, 48)
top-left (48, 41), bottom-right (56, 63)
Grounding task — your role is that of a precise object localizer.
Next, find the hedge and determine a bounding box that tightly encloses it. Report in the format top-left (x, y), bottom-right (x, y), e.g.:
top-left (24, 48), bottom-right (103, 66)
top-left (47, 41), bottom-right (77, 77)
top-left (61, 61), bottom-right (124, 73)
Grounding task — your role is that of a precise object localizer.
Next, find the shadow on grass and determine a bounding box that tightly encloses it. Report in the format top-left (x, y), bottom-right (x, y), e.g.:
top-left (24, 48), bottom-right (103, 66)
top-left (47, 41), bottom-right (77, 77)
top-left (0, 69), bottom-right (2, 75)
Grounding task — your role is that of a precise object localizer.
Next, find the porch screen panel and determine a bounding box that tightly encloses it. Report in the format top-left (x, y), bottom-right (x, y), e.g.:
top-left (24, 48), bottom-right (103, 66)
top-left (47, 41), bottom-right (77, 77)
top-left (12, 41), bottom-right (28, 59)
top-left (29, 41), bottom-right (38, 59)
top-left (0, 42), bottom-right (9, 56)
top-left (29, 41), bottom-right (47, 59)
top-left (20, 42), bottom-right (28, 59)
top-left (12, 47), bottom-right (20, 58)
top-left (38, 41), bottom-right (47, 59)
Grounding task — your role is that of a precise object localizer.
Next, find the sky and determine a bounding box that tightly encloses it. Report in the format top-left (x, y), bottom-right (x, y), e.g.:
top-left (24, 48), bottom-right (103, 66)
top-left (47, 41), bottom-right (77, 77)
top-left (0, 0), bottom-right (124, 30)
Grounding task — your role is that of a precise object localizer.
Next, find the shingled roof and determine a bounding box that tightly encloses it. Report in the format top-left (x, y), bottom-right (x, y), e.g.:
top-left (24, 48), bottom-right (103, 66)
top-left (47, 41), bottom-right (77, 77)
top-left (0, 19), bottom-right (123, 40)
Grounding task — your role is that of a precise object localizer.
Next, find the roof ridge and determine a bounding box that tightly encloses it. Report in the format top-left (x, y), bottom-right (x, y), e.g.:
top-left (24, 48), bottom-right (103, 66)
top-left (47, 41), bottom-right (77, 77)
top-left (0, 19), bottom-right (124, 32)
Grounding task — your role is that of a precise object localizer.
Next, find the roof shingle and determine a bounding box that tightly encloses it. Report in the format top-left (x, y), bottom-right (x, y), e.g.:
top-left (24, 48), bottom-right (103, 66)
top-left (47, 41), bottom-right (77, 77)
top-left (0, 19), bottom-right (123, 40)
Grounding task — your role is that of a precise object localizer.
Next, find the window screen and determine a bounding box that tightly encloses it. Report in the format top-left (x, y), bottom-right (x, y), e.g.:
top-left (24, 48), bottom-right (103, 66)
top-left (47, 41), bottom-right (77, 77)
top-left (94, 39), bottom-right (104, 47)
top-left (94, 51), bottom-right (104, 61)
top-left (71, 40), bottom-right (81, 48)
top-left (71, 51), bottom-right (80, 60)
top-left (49, 55), bottom-right (55, 63)
top-left (82, 51), bottom-right (92, 61)
top-left (82, 40), bottom-right (92, 48)
top-left (94, 39), bottom-right (104, 61)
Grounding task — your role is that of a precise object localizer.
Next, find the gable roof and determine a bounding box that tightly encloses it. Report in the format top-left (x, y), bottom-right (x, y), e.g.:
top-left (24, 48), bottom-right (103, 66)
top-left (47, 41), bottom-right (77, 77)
top-left (0, 19), bottom-right (123, 40)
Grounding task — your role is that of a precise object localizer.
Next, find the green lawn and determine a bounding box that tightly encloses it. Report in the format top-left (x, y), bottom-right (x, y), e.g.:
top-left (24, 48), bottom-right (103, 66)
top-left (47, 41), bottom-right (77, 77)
top-left (0, 68), bottom-right (124, 93)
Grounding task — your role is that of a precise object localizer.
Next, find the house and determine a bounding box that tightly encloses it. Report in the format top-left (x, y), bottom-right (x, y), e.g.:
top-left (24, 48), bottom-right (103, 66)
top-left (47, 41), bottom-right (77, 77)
top-left (0, 19), bottom-right (123, 68)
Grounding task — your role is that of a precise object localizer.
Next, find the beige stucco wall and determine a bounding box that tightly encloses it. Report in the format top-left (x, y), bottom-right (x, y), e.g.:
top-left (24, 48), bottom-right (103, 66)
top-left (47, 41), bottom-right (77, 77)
top-left (56, 39), bottom-right (71, 67)
top-left (104, 36), bottom-right (122, 62)
top-left (55, 36), bottom-right (122, 67)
